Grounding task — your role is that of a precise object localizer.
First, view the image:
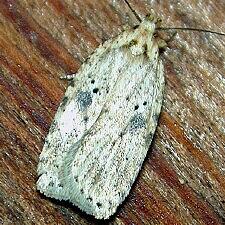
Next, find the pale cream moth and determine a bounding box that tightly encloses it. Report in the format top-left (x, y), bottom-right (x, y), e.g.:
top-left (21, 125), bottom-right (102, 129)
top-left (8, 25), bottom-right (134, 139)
top-left (37, 15), bottom-right (165, 219)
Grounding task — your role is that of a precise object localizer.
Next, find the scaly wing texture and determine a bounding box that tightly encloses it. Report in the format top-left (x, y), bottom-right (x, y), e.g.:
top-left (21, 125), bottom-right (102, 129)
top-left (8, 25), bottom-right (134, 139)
top-left (37, 19), bottom-right (164, 219)
top-left (37, 28), bottom-right (140, 197)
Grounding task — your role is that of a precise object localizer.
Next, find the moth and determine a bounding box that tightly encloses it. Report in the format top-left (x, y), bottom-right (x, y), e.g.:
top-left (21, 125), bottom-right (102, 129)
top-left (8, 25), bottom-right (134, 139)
top-left (37, 15), bottom-right (165, 219)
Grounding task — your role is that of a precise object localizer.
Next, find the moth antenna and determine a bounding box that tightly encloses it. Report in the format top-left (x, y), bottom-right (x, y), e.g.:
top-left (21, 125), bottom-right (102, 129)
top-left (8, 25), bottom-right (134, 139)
top-left (124, 0), bottom-right (142, 22)
top-left (156, 27), bottom-right (225, 36)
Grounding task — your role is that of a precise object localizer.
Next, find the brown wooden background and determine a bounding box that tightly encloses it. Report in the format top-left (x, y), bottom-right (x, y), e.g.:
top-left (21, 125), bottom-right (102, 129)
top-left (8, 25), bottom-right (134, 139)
top-left (0, 0), bottom-right (224, 224)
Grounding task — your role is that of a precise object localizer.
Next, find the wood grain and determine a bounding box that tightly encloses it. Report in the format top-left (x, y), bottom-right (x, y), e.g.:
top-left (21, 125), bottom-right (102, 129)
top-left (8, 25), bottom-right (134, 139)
top-left (0, 0), bottom-right (224, 224)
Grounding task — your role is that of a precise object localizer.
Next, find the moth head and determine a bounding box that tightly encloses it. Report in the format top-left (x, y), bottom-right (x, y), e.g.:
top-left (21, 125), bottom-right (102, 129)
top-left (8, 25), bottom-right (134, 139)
top-left (138, 14), bottom-right (156, 34)
top-left (128, 16), bottom-right (163, 57)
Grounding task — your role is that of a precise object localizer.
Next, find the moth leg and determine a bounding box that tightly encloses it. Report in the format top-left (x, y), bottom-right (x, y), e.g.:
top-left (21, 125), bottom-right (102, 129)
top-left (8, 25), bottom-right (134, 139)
top-left (60, 73), bottom-right (76, 80)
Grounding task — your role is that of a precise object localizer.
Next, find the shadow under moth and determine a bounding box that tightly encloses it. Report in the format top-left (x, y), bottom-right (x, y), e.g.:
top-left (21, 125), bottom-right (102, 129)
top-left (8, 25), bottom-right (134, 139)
top-left (36, 12), bottom-right (224, 219)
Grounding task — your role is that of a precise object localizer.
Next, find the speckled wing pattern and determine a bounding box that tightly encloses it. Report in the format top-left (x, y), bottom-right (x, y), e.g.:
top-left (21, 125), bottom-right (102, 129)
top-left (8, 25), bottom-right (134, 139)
top-left (37, 17), bottom-right (164, 219)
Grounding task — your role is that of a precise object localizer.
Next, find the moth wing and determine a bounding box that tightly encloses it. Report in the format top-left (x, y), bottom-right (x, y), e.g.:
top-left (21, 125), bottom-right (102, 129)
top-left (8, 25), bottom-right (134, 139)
top-left (37, 26), bottom-right (151, 200)
top-left (57, 47), bottom-right (164, 219)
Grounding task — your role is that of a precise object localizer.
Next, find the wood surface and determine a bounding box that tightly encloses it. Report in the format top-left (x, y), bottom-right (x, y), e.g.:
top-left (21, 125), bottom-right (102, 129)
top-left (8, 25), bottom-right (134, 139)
top-left (0, 0), bottom-right (224, 224)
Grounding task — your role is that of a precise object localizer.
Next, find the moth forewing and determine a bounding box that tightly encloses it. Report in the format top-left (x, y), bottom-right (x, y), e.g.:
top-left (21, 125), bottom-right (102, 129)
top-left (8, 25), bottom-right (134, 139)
top-left (37, 17), bottom-right (164, 219)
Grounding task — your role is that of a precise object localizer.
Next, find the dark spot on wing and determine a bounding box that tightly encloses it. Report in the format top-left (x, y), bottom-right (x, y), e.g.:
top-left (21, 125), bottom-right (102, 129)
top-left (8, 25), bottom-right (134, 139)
top-left (112, 141), bottom-right (116, 147)
top-left (74, 176), bottom-right (78, 182)
top-left (84, 116), bottom-right (89, 122)
top-left (130, 113), bottom-right (146, 132)
top-left (85, 55), bottom-right (90, 61)
top-left (87, 197), bottom-right (92, 202)
top-left (91, 79), bottom-right (95, 84)
top-left (129, 39), bottom-right (138, 47)
top-left (134, 105), bottom-right (139, 110)
top-left (49, 181), bottom-right (54, 187)
top-left (96, 202), bottom-right (102, 208)
top-left (143, 101), bottom-right (147, 105)
top-left (77, 90), bottom-right (92, 111)
top-left (93, 88), bottom-right (99, 94)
